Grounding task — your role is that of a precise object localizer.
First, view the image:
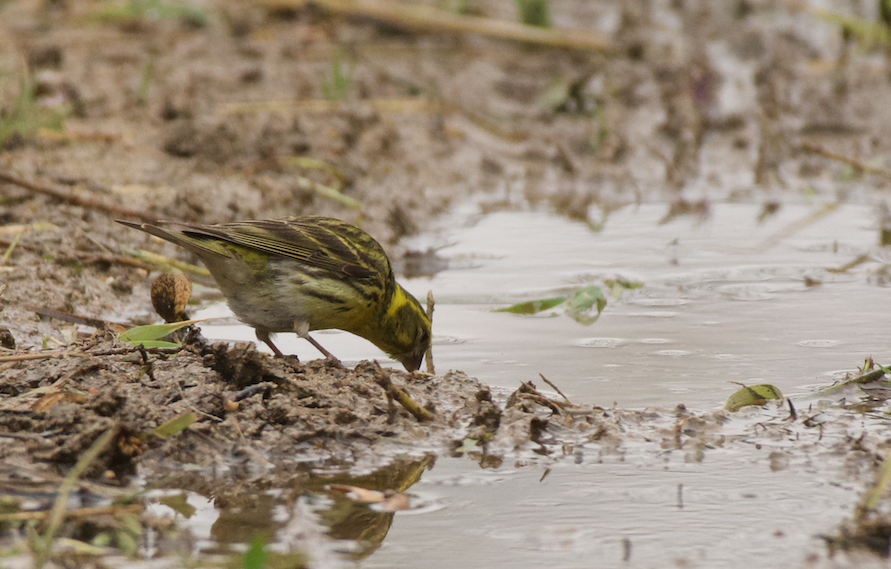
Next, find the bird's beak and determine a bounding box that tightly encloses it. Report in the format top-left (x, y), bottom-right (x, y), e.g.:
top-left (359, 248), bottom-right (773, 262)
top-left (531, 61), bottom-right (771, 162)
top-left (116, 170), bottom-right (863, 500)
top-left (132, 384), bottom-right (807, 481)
top-left (400, 351), bottom-right (424, 372)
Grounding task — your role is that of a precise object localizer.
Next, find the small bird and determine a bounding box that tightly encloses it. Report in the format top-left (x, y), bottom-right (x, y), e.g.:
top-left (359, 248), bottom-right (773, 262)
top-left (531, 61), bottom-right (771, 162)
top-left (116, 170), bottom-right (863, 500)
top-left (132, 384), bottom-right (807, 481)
top-left (117, 217), bottom-right (431, 371)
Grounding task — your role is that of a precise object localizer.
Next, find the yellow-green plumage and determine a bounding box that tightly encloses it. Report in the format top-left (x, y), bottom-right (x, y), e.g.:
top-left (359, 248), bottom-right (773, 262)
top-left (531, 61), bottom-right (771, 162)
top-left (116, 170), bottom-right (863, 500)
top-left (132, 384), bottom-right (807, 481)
top-left (117, 217), bottom-right (431, 371)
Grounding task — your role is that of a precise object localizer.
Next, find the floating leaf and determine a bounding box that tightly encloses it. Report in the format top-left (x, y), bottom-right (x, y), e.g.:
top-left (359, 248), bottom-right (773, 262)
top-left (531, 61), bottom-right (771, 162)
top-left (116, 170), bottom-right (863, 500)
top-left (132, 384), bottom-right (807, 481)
top-left (118, 319), bottom-right (204, 346)
top-left (455, 438), bottom-right (479, 453)
top-left (494, 296), bottom-right (566, 315)
top-left (604, 278), bottom-right (644, 290)
top-left (154, 411), bottom-right (198, 438)
top-left (564, 285), bottom-right (606, 325)
top-left (159, 493), bottom-right (196, 518)
top-left (723, 384), bottom-right (784, 412)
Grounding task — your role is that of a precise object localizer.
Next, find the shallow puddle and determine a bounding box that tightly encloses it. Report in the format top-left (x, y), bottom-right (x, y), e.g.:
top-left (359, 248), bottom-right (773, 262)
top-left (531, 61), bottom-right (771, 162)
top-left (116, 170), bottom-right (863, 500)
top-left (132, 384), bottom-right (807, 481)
top-left (365, 455), bottom-right (854, 569)
top-left (188, 202), bottom-right (891, 567)
top-left (202, 202), bottom-right (886, 409)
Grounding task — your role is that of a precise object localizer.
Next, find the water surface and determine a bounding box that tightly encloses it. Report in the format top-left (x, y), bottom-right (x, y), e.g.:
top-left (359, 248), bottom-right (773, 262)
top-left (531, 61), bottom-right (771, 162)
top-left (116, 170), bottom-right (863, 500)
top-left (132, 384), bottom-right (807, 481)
top-left (196, 202), bottom-right (890, 568)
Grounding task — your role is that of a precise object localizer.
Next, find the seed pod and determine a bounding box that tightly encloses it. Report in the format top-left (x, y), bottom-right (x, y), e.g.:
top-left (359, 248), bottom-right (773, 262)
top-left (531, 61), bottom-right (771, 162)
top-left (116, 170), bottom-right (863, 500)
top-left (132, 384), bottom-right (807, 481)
top-left (150, 273), bottom-right (192, 323)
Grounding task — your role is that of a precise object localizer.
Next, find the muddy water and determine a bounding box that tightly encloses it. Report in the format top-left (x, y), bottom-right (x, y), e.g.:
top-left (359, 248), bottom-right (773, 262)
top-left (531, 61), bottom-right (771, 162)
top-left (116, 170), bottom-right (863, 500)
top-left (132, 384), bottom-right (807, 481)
top-left (196, 202), bottom-right (889, 567)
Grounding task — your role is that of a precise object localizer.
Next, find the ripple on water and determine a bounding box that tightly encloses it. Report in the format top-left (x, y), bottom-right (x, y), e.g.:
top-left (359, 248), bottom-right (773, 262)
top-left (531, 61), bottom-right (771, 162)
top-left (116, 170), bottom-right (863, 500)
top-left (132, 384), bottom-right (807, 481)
top-left (716, 283), bottom-right (778, 300)
top-left (626, 311), bottom-right (678, 318)
top-left (628, 298), bottom-right (690, 307)
top-left (638, 338), bottom-right (671, 344)
top-left (796, 339), bottom-right (839, 348)
top-left (653, 349), bottom-right (691, 357)
top-left (713, 353), bottom-right (741, 360)
top-left (821, 369), bottom-right (856, 380)
top-left (434, 335), bottom-right (468, 345)
top-left (573, 338), bottom-right (626, 348)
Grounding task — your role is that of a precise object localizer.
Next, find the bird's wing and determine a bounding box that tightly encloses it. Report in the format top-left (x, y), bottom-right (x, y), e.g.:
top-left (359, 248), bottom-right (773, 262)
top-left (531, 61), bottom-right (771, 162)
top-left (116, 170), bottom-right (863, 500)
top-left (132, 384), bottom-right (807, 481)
top-left (208, 218), bottom-right (381, 279)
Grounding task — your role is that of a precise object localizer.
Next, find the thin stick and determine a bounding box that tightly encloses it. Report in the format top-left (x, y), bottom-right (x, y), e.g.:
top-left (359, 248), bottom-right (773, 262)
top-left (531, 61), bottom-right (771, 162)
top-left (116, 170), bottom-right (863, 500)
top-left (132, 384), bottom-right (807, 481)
top-left (0, 223), bottom-right (56, 235)
top-left (31, 307), bottom-right (125, 331)
top-left (0, 351), bottom-right (92, 362)
top-left (374, 362), bottom-right (433, 422)
top-left (295, 175), bottom-right (364, 210)
top-left (0, 171), bottom-right (156, 223)
top-left (0, 503), bottom-right (143, 523)
top-left (539, 373), bottom-right (572, 405)
top-left (0, 231), bottom-right (22, 266)
top-left (0, 346), bottom-right (182, 362)
top-left (0, 430), bottom-right (56, 440)
top-left (280, 0), bottom-right (615, 52)
top-left (520, 392), bottom-right (565, 415)
top-left (69, 253), bottom-right (158, 271)
top-left (425, 290), bottom-right (435, 375)
top-left (218, 98), bottom-right (440, 115)
top-left (826, 253), bottom-right (871, 274)
top-left (757, 203), bottom-right (839, 250)
top-left (800, 142), bottom-right (891, 181)
top-left (221, 96), bottom-right (527, 142)
top-left (125, 248), bottom-right (211, 277)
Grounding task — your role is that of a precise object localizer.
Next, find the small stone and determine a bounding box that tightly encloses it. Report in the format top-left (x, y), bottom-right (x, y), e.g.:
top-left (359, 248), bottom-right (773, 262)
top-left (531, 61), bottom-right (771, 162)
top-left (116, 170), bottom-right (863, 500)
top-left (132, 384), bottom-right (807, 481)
top-left (0, 328), bottom-right (15, 350)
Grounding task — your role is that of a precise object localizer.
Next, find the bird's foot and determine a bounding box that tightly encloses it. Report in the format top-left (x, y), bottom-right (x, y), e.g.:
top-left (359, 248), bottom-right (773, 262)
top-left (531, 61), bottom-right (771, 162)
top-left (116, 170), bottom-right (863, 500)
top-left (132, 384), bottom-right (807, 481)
top-left (324, 356), bottom-right (346, 370)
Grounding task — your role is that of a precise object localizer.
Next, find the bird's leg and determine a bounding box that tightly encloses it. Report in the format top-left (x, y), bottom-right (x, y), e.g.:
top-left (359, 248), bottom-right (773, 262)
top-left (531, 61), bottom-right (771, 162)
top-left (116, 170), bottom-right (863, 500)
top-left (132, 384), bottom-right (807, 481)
top-left (304, 334), bottom-right (345, 369)
top-left (294, 321), bottom-right (344, 369)
top-left (255, 329), bottom-right (287, 358)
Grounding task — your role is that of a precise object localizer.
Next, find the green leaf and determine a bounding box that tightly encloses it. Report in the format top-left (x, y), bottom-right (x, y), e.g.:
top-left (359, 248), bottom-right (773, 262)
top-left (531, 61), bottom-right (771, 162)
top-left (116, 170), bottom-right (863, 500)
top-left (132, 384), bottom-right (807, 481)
top-left (159, 493), bottom-right (196, 518)
top-left (515, 0), bottom-right (551, 28)
top-left (494, 296), bottom-right (566, 315)
top-left (116, 530), bottom-right (137, 557)
top-left (154, 411), bottom-right (198, 438)
top-left (564, 286), bottom-right (606, 325)
top-left (243, 537), bottom-right (268, 569)
top-left (128, 340), bottom-right (180, 348)
top-left (56, 537), bottom-right (107, 555)
top-left (604, 278), bottom-right (644, 290)
top-left (121, 513), bottom-right (143, 537)
top-left (723, 384), bottom-right (784, 412)
top-left (90, 532), bottom-right (112, 548)
top-left (118, 319), bottom-right (204, 346)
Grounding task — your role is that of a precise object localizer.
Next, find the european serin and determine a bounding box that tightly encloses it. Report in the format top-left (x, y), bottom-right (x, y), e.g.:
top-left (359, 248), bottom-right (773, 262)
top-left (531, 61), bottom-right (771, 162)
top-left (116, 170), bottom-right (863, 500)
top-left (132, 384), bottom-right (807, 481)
top-left (118, 217), bottom-right (431, 371)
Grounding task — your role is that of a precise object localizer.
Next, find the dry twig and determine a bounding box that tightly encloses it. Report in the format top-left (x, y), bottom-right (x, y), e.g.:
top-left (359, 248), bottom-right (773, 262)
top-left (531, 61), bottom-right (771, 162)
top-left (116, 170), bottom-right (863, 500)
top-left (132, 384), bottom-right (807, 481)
top-left (0, 171), bottom-right (156, 223)
top-left (800, 142), bottom-right (891, 181)
top-left (539, 373), bottom-right (572, 405)
top-left (374, 362), bottom-right (434, 422)
top-left (425, 290), bottom-right (435, 375)
top-left (263, 0), bottom-right (614, 52)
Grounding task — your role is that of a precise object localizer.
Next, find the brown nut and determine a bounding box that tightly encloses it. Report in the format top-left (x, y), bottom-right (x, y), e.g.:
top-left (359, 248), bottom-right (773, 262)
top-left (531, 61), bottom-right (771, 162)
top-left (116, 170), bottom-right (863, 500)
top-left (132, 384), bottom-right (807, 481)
top-left (150, 273), bottom-right (192, 323)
